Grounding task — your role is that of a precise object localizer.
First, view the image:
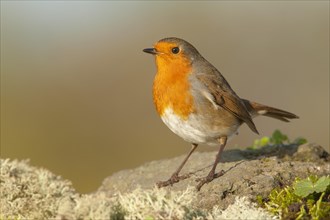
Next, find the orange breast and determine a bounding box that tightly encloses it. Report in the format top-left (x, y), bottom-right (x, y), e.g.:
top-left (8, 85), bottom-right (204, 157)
top-left (152, 55), bottom-right (194, 119)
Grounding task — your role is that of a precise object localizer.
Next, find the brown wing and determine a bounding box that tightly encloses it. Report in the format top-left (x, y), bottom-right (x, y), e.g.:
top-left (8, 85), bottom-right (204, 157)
top-left (197, 74), bottom-right (259, 134)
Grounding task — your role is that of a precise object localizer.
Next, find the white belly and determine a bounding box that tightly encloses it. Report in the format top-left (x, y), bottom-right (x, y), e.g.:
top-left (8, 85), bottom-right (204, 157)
top-left (161, 108), bottom-right (238, 146)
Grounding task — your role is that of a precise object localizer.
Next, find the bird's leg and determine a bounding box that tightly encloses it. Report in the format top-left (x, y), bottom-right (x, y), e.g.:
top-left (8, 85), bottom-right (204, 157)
top-left (157, 143), bottom-right (198, 188)
top-left (196, 136), bottom-right (227, 191)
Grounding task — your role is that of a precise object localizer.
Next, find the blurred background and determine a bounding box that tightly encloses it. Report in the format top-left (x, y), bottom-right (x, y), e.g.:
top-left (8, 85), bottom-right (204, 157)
top-left (1, 1), bottom-right (328, 193)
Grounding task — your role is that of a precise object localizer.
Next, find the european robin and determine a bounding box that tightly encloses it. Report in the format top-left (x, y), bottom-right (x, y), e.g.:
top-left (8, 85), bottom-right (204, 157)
top-left (143, 37), bottom-right (298, 190)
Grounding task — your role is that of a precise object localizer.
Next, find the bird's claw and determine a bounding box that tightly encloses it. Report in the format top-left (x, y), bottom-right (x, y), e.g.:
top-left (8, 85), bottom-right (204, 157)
top-left (156, 173), bottom-right (192, 188)
top-left (196, 170), bottom-right (225, 191)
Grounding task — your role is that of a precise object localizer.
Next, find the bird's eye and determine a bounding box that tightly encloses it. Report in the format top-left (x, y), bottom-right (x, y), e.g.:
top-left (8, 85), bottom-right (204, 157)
top-left (171, 47), bottom-right (180, 54)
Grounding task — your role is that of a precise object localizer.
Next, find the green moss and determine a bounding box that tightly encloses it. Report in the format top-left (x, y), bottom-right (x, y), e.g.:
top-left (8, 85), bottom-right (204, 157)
top-left (182, 206), bottom-right (206, 220)
top-left (110, 203), bottom-right (127, 220)
top-left (256, 194), bottom-right (264, 207)
top-left (262, 175), bottom-right (330, 220)
top-left (250, 131), bottom-right (327, 219)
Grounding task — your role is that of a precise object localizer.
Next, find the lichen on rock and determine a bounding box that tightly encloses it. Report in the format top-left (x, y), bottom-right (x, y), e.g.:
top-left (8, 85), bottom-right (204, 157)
top-left (1, 142), bottom-right (329, 219)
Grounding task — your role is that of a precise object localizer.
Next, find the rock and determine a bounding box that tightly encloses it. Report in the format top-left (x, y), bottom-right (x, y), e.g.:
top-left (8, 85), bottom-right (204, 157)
top-left (1, 143), bottom-right (329, 219)
top-left (98, 143), bottom-right (329, 210)
top-left (292, 143), bottom-right (330, 162)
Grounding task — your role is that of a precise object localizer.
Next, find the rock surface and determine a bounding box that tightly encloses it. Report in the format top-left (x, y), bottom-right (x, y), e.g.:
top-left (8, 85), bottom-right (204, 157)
top-left (99, 143), bottom-right (330, 210)
top-left (1, 143), bottom-right (329, 219)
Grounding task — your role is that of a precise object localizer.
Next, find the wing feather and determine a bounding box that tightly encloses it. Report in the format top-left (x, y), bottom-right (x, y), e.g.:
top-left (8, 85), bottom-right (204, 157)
top-left (196, 74), bottom-right (259, 134)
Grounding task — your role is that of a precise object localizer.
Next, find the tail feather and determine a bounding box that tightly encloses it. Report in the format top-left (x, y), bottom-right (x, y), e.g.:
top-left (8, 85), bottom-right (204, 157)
top-left (242, 99), bottom-right (299, 122)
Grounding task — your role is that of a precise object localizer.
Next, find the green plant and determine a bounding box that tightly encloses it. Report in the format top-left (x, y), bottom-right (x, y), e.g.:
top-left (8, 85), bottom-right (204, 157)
top-left (270, 130), bottom-right (289, 145)
top-left (248, 130), bottom-right (307, 149)
top-left (294, 176), bottom-right (330, 197)
top-left (263, 175), bottom-right (330, 220)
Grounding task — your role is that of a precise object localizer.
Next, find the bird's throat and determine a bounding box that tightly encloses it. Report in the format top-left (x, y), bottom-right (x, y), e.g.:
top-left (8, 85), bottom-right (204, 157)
top-left (153, 57), bottom-right (194, 120)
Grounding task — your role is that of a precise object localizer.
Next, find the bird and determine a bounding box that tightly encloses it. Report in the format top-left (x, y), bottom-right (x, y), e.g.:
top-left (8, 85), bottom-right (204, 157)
top-left (143, 37), bottom-right (299, 191)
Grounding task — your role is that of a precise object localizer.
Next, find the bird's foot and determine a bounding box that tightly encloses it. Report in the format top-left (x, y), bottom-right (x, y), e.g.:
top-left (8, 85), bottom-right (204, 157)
top-left (196, 170), bottom-right (225, 191)
top-left (156, 173), bottom-right (191, 188)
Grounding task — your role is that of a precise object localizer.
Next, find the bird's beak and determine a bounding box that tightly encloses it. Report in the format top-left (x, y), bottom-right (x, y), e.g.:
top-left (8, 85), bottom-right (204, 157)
top-left (143, 48), bottom-right (158, 55)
